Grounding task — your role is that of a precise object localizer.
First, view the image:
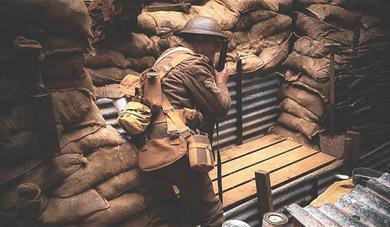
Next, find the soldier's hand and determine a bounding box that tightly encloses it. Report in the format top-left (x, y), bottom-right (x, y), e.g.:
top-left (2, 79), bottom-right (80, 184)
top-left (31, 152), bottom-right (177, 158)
top-left (214, 68), bottom-right (228, 86)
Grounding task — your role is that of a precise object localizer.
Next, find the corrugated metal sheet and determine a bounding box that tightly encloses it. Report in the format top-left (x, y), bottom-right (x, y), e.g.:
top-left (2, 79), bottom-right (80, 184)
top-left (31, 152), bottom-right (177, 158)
top-left (214, 72), bottom-right (281, 149)
top-left (286, 172), bottom-right (390, 227)
top-left (96, 71), bottom-right (281, 151)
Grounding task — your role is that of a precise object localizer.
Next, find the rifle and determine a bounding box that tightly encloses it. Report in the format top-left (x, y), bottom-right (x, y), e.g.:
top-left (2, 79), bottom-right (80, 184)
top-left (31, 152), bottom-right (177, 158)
top-left (216, 38), bottom-right (228, 72)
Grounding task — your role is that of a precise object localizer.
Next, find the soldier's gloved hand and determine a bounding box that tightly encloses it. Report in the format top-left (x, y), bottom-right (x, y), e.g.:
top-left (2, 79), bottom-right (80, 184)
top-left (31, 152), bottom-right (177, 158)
top-left (214, 68), bottom-right (228, 86)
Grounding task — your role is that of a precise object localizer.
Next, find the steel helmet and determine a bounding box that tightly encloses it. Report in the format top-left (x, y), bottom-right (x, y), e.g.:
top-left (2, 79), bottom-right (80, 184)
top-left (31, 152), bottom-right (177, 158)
top-left (179, 16), bottom-right (226, 38)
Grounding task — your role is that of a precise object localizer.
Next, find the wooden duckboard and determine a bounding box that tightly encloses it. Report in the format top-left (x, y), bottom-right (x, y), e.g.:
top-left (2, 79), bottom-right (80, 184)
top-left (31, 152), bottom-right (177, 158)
top-left (209, 134), bottom-right (336, 209)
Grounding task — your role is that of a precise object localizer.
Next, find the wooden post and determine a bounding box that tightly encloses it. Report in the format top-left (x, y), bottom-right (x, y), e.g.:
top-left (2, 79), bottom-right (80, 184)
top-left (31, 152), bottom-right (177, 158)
top-left (346, 130), bottom-right (361, 169)
top-left (255, 170), bottom-right (273, 221)
top-left (343, 137), bottom-right (353, 175)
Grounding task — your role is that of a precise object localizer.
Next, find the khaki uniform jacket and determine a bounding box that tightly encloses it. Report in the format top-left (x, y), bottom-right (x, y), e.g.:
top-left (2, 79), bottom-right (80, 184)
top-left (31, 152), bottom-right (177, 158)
top-left (147, 47), bottom-right (231, 138)
top-left (138, 47), bottom-right (231, 171)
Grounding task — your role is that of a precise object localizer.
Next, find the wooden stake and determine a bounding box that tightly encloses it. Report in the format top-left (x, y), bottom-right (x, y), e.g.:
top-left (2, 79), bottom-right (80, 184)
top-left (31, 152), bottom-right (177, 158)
top-left (255, 170), bottom-right (273, 221)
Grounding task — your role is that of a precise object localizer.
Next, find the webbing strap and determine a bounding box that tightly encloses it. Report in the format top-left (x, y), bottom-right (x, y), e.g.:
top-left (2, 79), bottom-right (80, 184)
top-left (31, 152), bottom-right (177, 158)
top-left (158, 53), bottom-right (194, 80)
top-left (156, 50), bottom-right (196, 137)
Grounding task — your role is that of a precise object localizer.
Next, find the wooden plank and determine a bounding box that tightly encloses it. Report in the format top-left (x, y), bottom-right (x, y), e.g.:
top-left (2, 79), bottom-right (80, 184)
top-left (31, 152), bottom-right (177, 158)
top-left (286, 203), bottom-right (324, 227)
top-left (213, 146), bottom-right (319, 192)
top-left (221, 153), bottom-right (336, 208)
top-left (270, 153), bottom-right (336, 188)
top-left (210, 140), bottom-right (301, 181)
top-left (218, 134), bottom-right (284, 163)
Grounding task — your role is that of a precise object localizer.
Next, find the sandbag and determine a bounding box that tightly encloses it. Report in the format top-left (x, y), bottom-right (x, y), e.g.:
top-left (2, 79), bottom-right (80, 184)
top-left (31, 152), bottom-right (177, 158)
top-left (99, 33), bottom-right (159, 58)
top-left (296, 0), bottom-right (329, 6)
top-left (85, 49), bottom-right (126, 69)
top-left (1, 0), bottom-right (92, 40)
top-left (231, 38), bottom-right (290, 74)
top-left (361, 15), bottom-right (380, 29)
top-left (96, 169), bottom-right (141, 200)
top-left (293, 36), bottom-right (330, 58)
top-left (16, 183), bottom-right (47, 224)
top-left (281, 85), bottom-right (325, 119)
top-left (360, 26), bottom-right (385, 44)
top-left (284, 51), bottom-right (330, 81)
top-left (26, 154), bottom-right (88, 192)
top-left (0, 130), bottom-right (42, 165)
top-left (0, 154), bottom-right (87, 213)
top-left (268, 124), bottom-right (310, 146)
top-left (125, 56), bottom-right (156, 72)
top-left (225, 31), bottom-right (251, 52)
top-left (0, 39), bottom-right (42, 79)
top-left (251, 29), bottom-right (291, 54)
top-left (279, 98), bottom-right (320, 123)
top-left (87, 67), bottom-right (140, 86)
top-left (214, 0), bottom-right (278, 15)
top-left (51, 88), bottom-right (92, 126)
top-left (42, 52), bottom-right (85, 81)
top-left (278, 112), bottom-right (320, 140)
top-left (307, 4), bottom-right (362, 29)
top-left (255, 40), bottom-right (290, 71)
top-left (41, 189), bottom-right (109, 225)
top-left (234, 10), bottom-right (277, 31)
top-left (0, 104), bottom-right (36, 141)
top-left (81, 192), bottom-right (145, 226)
top-left (0, 159), bottom-right (40, 224)
top-left (281, 70), bottom-right (329, 101)
top-left (295, 12), bottom-right (354, 45)
top-left (192, 1), bottom-right (238, 31)
top-left (94, 84), bottom-right (126, 100)
top-left (119, 211), bottom-right (152, 227)
top-left (250, 14), bottom-right (292, 41)
top-left (228, 28), bottom-right (290, 54)
top-left (42, 35), bottom-right (91, 55)
top-left (152, 35), bottom-right (183, 52)
top-left (43, 68), bottom-right (94, 92)
top-left (138, 11), bottom-right (192, 35)
top-left (60, 125), bottom-right (126, 155)
top-left (0, 79), bottom-right (43, 105)
top-left (53, 142), bottom-right (138, 198)
top-left (67, 101), bottom-right (106, 130)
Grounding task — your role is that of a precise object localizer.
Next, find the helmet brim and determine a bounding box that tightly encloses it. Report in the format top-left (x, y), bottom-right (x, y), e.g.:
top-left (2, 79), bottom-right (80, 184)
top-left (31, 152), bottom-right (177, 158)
top-left (178, 29), bottom-right (226, 39)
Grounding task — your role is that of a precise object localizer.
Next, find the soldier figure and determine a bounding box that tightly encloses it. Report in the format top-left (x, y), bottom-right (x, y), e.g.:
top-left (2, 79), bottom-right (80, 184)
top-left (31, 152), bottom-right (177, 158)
top-left (139, 16), bottom-right (231, 226)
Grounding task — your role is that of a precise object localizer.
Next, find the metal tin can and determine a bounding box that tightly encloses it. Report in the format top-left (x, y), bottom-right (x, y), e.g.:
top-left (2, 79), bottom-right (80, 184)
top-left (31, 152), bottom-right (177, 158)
top-left (222, 219), bottom-right (251, 227)
top-left (262, 212), bottom-right (288, 227)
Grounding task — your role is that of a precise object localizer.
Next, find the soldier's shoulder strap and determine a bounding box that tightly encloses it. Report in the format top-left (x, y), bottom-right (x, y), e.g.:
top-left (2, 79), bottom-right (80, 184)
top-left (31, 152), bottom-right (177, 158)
top-left (153, 47), bottom-right (200, 80)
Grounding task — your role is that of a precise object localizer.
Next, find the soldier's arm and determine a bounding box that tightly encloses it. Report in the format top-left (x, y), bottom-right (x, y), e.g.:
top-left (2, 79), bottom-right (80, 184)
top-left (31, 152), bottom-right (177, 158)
top-left (180, 58), bottom-right (231, 119)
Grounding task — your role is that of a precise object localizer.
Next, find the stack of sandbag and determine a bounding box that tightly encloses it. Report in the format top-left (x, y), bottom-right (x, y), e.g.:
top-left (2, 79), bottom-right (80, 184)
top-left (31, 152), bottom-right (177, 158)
top-left (137, 0), bottom-right (290, 75)
top-left (85, 0), bottom-right (155, 100)
top-left (269, 1), bottom-right (388, 147)
top-left (87, 1), bottom-right (183, 226)
top-left (0, 0), bottom-right (152, 226)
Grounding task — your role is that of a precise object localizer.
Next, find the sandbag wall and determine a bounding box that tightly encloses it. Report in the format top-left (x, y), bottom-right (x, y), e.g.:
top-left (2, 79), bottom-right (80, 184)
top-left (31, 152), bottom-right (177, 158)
top-left (0, 0), bottom-right (151, 226)
top-left (269, 0), bottom-right (390, 149)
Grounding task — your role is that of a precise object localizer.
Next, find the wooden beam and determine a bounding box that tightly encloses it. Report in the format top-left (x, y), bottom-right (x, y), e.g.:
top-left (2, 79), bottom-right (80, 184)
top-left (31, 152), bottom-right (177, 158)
top-left (343, 137), bottom-right (353, 175)
top-left (346, 130), bottom-right (361, 169)
top-left (255, 170), bottom-right (273, 221)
